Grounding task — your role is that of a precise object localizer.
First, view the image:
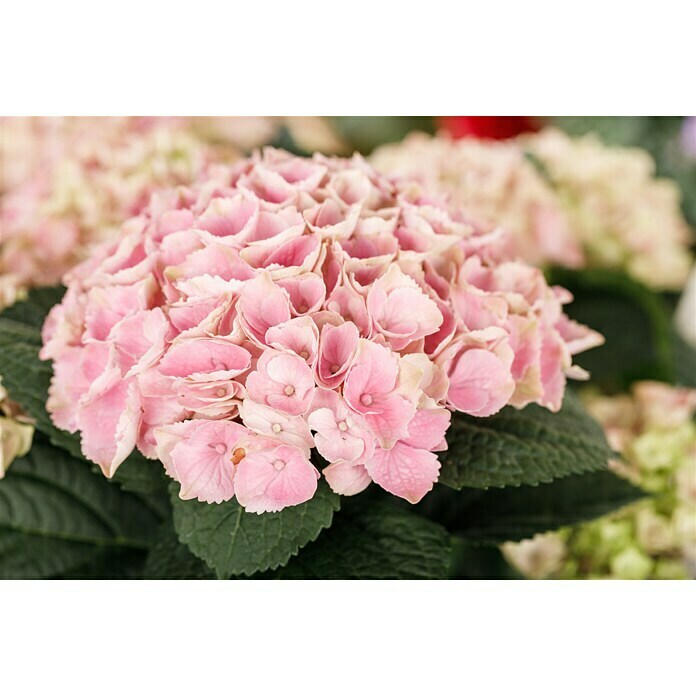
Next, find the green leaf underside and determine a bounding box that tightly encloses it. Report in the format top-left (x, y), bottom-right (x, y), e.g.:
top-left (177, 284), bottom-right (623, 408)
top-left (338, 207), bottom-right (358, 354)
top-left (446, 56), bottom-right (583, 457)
top-left (170, 481), bottom-right (341, 579)
top-left (439, 391), bottom-right (613, 490)
top-left (0, 440), bottom-right (160, 578)
top-left (421, 470), bottom-right (645, 545)
top-left (265, 499), bottom-right (452, 579)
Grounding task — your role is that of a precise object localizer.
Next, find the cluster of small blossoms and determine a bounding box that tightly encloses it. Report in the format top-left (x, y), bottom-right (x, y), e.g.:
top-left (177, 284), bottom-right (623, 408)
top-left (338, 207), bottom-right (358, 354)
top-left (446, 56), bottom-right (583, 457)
top-left (503, 382), bottom-right (696, 579)
top-left (0, 117), bottom-right (224, 310)
top-left (371, 133), bottom-right (584, 269)
top-left (522, 129), bottom-right (694, 290)
top-left (0, 117), bottom-right (350, 311)
top-left (372, 129), bottom-right (695, 290)
top-left (40, 149), bottom-right (601, 513)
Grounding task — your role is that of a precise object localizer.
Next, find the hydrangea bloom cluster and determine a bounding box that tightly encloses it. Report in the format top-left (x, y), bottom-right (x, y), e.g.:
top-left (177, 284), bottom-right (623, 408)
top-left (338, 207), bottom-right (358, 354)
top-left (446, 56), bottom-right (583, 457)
top-left (523, 129), bottom-right (694, 290)
top-left (370, 133), bottom-right (585, 269)
top-left (503, 382), bottom-right (696, 579)
top-left (372, 130), bottom-right (695, 290)
top-left (0, 117), bottom-right (350, 311)
top-left (0, 117), bottom-right (220, 310)
top-left (41, 149), bottom-right (602, 513)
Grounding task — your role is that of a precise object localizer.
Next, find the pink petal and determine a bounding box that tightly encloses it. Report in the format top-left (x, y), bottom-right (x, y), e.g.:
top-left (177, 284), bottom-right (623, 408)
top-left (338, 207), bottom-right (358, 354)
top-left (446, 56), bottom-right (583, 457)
top-left (234, 442), bottom-right (319, 513)
top-left (323, 460), bottom-right (371, 496)
top-left (402, 408), bottom-right (451, 451)
top-left (446, 348), bottom-right (515, 417)
top-left (239, 399), bottom-right (314, 455)
top-left (158, 337), bottom-right (251, 380)
top-left (154, 419), bottom-right (251, 503)
top-left (77, 373), bottom-right (142, 477)
top-left (315, 321), bottom-right (359, 388)
top-left (365, 441), bottom-right (440, 504)
top-left (237, 273), bottom-right (291, 344)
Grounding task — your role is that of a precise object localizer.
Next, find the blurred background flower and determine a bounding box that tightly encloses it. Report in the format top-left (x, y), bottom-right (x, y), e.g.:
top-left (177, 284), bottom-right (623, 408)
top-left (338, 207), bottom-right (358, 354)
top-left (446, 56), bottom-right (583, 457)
top-left (503, 382), bottom-right (696, 579)
top-left (437, 116), bottom-right (542, 140)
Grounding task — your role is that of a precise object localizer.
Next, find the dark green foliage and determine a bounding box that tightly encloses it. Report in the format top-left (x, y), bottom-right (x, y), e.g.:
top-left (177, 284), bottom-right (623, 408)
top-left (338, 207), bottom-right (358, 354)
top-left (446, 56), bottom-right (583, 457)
top-left (439, 391), bottom-right (613, 490)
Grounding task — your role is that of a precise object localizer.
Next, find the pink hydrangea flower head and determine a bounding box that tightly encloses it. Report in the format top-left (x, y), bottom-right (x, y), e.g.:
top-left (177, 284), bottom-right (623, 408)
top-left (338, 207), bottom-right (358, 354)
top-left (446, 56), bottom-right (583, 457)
top-left (41, 148), bottom-right (599, 512)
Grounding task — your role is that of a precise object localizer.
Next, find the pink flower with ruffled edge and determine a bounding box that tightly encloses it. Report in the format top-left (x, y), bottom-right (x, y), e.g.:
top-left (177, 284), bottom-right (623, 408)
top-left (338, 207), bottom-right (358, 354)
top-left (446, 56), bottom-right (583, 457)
top-left (41, 147), bottom-right (601, 513)
top-left (234, 439), bottom-right (319, 513)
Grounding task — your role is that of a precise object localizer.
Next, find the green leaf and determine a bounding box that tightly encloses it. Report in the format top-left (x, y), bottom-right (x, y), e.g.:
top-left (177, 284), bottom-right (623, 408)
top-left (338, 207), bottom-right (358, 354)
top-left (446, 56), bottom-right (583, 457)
top-left (53, 547), bottom-right (148, 579)
top-left (266, 498), bottom-right (452, 579)
top-left (546, 268), bottom-right (675, 388)
top-left (144, 525), bottom-right (215, 580)
top-left (170, 481), bottom-right (341, 579)
top-left (439, 390), bottom-right (613, 490)
top-left (0, 529), bottom-right (98, 579)
top-left (420, 470), bottom-right (645, 545)
top-left (0, 439), bottom-right (161, 578)
top-left (109, 451), bottom-right (169, 495)
top-left (448, 538), bottom-right (522, 579)
top-left (0, 285), bottom-right (65, 329)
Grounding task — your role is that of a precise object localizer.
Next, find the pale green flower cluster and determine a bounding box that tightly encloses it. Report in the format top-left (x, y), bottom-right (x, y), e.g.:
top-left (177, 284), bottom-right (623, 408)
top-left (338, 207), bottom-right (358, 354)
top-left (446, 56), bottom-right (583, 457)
top-left (503, 382), bottom-right (696, 579)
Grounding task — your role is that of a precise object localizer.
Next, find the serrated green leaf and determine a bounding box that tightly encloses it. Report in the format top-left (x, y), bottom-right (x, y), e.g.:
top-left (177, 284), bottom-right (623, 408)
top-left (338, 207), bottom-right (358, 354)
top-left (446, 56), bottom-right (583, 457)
top-left (0, 439), bottom-right (161, 578)
top-left (171, 481), bottom-right (340, 578)
top-left (266, 498), bottom-right (452, 579)
top-left (421, 470), bottom-right (645, 545)
top-left (439, 390), bottom-right (613, 490)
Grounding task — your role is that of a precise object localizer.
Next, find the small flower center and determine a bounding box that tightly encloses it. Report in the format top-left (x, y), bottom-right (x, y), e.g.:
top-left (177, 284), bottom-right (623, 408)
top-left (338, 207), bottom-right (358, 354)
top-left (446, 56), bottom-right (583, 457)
top-left (215, 388), bottom-right (226, 398)
top-left (271, 423), bottom-right (282, 433)
top-left (298, 305), bottom-right (308, 313)
top-left (273, 459), bottom-right (286, 471)
top-left (330, 364), bottom-right (340, 374)
top-left (284, 385), bottom-right (296, 396)
top-left (300, 350), bottom-right (309, 360)
top-left (231, 447), bottom-right (246, 465)
top-left (337, 421), bottom-right (348, 432)
top-left (360, 393), bottom-right (373, 406)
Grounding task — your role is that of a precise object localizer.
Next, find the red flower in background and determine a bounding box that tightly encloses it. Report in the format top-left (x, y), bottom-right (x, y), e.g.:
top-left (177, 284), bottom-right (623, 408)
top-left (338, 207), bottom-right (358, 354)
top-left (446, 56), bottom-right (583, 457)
top-left (438, 116), bottom-right (543, 140)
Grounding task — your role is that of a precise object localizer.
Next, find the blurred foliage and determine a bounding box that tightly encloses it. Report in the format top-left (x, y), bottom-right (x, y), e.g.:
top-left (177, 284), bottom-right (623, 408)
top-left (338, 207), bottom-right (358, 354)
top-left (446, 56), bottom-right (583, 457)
top-left (547, 267), bottom-right (696, 391)
top-left (328, 116), bottom-right (435, 155)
